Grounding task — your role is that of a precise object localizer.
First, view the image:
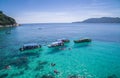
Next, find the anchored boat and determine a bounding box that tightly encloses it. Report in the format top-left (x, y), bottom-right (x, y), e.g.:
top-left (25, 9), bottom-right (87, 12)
top-left (19, 43), bottom-right (41, 51)
top-left (74, 38), bottom-right (92, 43)
top-left (48, 41), bottom-right (64, 48)
top-left (57, 38), bottom-right (70, 43)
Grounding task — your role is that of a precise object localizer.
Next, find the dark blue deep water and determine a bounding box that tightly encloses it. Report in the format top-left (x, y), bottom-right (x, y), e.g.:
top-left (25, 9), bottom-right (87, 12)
top-left (0, 23), bottom-right (120, 78)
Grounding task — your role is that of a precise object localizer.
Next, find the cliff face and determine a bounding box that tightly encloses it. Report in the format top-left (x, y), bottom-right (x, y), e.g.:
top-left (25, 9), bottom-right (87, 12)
top-left (0, 11), bottom-right (17, 26)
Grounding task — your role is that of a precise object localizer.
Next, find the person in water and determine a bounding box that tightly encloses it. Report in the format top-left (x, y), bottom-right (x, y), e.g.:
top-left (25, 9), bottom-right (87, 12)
top-left (51, 63), bottom-right (56, 67)
top-left (54, 70), bottom-right (60, 74)
top-left (5, 65), bottom-right (11, 69)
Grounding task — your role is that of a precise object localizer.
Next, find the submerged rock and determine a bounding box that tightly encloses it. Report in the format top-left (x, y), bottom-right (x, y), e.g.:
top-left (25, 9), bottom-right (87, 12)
top-left (0, 73), bottom-right (8, 78)
top-left (68, 75), bottom-right (84, 78)
top-left (34, 61), bottom-right (48, 71)
top-left (108, 74), bottom-right (118, 78)
top-left (38, 61), bottom-right (48, 66)
top-left (34, 65), bottom-right (44, 71)
top-left (10, 57), bottom-right (29, 69)
top-left (68, 75), bottom-right (78, 78)
top-left (11, 71), bottom-right (24, 77)
top-left (41, 74), bottom-right (55, 78)
top-left (0, 57), bottom-right (13, 70)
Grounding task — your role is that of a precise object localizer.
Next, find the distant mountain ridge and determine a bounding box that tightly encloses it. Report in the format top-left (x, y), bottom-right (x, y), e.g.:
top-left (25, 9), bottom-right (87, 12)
top-left (73, 17), bottom-right (120, 23)
top-left (0, 11), bottom-right (17, 27)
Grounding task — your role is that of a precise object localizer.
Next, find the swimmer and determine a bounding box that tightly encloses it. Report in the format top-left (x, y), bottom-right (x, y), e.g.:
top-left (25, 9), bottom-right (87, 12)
top-left (5, 65), bottom-right (11, 69)
top-left (51, 63), bottom-right (56, 66)
top-left (54, 70), bottom-right (59, 74)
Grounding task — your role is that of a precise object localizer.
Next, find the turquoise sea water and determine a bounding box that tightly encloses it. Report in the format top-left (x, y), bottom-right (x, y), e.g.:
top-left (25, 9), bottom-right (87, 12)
top-left (0, 23), bottom-right (120, 78)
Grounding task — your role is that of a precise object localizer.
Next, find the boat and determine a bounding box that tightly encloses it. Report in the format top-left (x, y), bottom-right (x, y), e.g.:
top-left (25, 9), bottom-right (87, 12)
top-left (57, 38), bottom-right (70, 43)
top-left (48, 41), bottom-right (64, 48)
top-left (19, 43), bottom-right (41, 51)
top-left (74, 38), bottom-right (92, 43)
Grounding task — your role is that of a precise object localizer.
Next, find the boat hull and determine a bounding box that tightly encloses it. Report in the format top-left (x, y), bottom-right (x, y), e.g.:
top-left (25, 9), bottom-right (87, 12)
top-left (74, 39), bottom-right (91, 43)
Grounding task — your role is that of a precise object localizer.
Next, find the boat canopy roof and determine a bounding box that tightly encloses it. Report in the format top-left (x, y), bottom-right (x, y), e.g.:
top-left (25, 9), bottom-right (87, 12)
top-left (51, 41), bottom-right (63, 45)
top-left (23, 43), bottom-right (39, 47)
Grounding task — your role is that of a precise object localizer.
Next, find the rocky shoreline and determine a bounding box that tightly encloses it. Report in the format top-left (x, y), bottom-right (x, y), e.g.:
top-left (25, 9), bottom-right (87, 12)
top-left (0, 24), bottom-right (20, 27)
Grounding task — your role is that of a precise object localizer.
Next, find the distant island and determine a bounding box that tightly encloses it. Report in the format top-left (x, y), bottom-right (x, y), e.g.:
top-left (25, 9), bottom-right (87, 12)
top-left (0, 11), bottom-right (18, 27)
top-left (73, 17), bottom-right (120, 23)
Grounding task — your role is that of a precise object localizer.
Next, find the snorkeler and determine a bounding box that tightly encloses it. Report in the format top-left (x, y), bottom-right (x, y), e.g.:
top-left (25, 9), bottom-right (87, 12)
top-left (54, 70), bottom-right (60, 74)
top-left (51, 63), bottom-right (56, 67)
top-left (5, 65), bottom-right (11, 70)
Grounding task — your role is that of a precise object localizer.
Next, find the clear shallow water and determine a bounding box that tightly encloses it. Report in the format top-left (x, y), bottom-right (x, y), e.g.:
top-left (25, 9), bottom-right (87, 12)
top-left (0, 23), bottom-right (120, 78)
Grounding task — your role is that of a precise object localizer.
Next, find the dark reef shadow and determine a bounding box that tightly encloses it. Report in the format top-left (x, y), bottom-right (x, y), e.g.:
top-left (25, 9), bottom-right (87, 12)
top-left (9, 57), bottom-right (29, 69)
top-left (0, 51), bottom-right (41, 70)
top-left (10, 71), bottom-right (24, 77)
top-left (0, 73), bottom-right (8, 78)
top-left (107, 74), bottom-right (118, 78)
top-left (35, 72), bottom-right (55, 78)
top-left (0, 56), bottom-right (29, 70)
top-left (68, 74), bottom-right (85, 78)
top-left (34, 60), bottom-right (48, 71)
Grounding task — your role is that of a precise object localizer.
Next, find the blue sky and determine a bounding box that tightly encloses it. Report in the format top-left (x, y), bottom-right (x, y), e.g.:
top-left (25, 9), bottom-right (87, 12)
top-left (0, 0), bottom-right (120, 23)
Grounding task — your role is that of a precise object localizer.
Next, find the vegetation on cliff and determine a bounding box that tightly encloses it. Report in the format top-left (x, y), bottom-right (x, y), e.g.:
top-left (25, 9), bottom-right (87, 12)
top-left (0, 11), bottom-right (17, 26)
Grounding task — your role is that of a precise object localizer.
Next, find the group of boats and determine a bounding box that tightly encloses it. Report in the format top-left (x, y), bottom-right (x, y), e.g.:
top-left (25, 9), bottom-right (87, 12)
top-left (19, 38), bottom-right (91, 51)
